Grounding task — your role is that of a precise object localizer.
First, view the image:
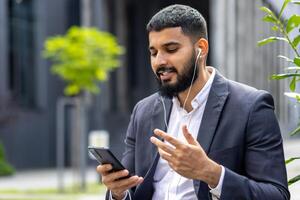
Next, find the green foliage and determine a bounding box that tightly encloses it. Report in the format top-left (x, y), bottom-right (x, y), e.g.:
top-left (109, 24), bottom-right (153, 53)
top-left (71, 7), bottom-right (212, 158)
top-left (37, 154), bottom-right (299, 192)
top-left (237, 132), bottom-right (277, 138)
top-left (288, 175), bottom-right (300, 186)
top-left (286, 15), bottom-right (300, 33)
top-left (285, 157), bottom-right (300, 164)
top-left (257, 37), bottom-right (288, 46)
top-left (43, 26), bottom-right (124, 96)
top-left (0, 142), bottom-right (14, 176)
top-left (258, 0), bottom-right (300, 186)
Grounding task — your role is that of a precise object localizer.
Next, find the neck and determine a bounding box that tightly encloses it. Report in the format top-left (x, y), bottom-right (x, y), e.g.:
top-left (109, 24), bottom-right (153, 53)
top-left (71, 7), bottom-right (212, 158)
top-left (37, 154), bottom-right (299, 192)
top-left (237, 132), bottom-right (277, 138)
top-left (178, 66), bottom-right (210, 112)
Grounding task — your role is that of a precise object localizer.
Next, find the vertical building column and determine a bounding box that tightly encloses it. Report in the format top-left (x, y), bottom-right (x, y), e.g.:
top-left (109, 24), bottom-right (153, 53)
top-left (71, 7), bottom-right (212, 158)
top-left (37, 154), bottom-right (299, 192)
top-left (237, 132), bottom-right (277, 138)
top-left (91, 0), bottom-right (110, 125)
top-left (0, 0), bottom-right (8, 101)
top-left (35, 0), bottom-right (48, 108)
top-left (81, 0), bottom-right (92, 27)
top-left (210, 0), bottom-right (237, 80)
top-left (236, 0), bottom-right (253, 84)
top-left (225, 0), bottom-right (237, 80)
top-left (115, 0), bottom-right (129, 113)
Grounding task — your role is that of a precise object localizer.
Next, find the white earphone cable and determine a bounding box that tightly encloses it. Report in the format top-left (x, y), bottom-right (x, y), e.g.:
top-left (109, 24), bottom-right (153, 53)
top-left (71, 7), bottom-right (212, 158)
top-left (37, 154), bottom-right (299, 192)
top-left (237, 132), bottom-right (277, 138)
top-left (182, 49), bottom-right (201, 112)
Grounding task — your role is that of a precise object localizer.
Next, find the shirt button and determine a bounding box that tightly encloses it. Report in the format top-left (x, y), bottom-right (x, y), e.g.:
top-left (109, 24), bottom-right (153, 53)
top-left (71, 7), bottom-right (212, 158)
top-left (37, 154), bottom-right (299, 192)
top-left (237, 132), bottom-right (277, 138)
top-left (192, 102), bottom-right (199, 108)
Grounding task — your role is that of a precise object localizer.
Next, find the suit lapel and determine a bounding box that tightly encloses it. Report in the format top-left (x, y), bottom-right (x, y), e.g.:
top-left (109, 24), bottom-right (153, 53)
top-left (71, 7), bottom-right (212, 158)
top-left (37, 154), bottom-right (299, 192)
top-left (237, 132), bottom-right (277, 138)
top-left (196, 72), bottom-right (229, 153)
top-left (134, 96), bottom-right (172, 199)
top-left (194, 71), bottom-right (229, 198)
top-left (149, 96), bottom-right (172, 160)
top-left (151, 96), bottom-right (172, 137)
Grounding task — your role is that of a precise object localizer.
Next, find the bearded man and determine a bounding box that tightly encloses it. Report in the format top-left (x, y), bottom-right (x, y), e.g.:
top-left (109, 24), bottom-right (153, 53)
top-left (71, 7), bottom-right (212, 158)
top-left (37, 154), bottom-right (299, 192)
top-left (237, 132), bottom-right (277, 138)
top-left (97, 4), bottom-right (290, 200)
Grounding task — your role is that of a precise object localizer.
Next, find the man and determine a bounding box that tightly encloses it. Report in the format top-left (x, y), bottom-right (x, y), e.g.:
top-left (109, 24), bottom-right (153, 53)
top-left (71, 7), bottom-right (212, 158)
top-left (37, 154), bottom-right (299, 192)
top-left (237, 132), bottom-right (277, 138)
top-left (97, 4), bottom-right (290, 200)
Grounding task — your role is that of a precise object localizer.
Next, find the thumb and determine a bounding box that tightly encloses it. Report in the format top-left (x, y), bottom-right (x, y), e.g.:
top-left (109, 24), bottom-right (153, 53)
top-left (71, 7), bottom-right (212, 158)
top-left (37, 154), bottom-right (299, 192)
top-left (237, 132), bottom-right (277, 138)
top-left (182, 125), bottom-right (199, 146)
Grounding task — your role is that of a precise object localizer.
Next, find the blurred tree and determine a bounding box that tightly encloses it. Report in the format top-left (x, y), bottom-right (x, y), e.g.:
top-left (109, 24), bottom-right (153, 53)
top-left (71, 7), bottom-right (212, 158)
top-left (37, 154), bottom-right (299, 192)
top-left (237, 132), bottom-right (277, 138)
top-left (43, 26), bottom-right (124, 96)
top-left (0, 142), bottom-right (14, 176)
top-left (43, 26), bottom-right (124, 191)
top-left (258, 0), bottom-right (300, 186)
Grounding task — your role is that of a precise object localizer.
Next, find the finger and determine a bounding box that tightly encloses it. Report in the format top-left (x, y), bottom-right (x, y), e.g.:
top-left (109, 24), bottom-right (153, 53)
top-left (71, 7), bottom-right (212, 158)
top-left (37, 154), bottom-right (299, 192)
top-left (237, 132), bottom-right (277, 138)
top-left (158, 148), bottom-right (173, 163)
top-left (97, 164), bottom-right (113, 175)
top-left (111, 176), bottom-right (143, 198)
top-left (114, 176), bottom-right (144, 191)
top-left (182, 125), bottom-right (199, 146)
top-left (104, 169), bottom-right (129, 183)
top-left (121, 176), bottom-right (143, 190)
top-left (150, 136), bottom-right (175, 155)
top-left (153, 129), bottom-right (182, 147)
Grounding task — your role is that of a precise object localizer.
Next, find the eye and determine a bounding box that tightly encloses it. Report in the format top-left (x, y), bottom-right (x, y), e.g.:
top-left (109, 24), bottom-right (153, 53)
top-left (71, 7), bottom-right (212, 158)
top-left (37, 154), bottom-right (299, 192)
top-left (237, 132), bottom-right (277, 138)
top-left (167, 48), bottom-right (177, 53)
top-left (150, 50), bottom-right (157, 57)
top-left (165, 45), bottom-right (179, 53)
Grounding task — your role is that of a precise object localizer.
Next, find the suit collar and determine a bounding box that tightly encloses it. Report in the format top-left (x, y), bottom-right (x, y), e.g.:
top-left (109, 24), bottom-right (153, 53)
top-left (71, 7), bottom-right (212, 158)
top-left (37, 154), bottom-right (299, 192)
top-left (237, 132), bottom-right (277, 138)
top-left (134, 96), bottom-right (172, 198)
top-left (152, 96), bottom-right (172, 133)
top-left (194, 70), bottom-right (229, 197)
top-left (196, 69), bottom-right (229, 153)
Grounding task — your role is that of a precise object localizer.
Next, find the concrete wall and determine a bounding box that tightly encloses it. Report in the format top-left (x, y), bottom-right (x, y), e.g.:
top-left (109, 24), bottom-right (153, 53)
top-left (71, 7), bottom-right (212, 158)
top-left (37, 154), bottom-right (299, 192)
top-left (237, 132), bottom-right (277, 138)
top-left (210, 0), bottom-right (297, 137)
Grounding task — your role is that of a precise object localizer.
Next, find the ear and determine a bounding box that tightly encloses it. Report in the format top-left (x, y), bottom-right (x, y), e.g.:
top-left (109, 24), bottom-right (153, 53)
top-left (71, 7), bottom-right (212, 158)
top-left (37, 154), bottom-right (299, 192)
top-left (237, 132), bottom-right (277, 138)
top-left (196, 38), bottom-right (209, 57)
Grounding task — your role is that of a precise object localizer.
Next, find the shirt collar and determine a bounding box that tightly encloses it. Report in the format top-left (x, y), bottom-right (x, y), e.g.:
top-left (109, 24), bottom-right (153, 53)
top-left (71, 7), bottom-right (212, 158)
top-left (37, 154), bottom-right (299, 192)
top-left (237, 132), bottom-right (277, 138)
top-left (172, 67), bottom-right (216, 111)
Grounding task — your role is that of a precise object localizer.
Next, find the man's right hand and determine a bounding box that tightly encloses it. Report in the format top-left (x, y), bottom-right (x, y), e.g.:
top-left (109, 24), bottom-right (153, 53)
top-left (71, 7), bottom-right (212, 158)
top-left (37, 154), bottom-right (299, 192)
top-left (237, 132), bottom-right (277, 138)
top-left (97, 164), bottom-right (144, 200)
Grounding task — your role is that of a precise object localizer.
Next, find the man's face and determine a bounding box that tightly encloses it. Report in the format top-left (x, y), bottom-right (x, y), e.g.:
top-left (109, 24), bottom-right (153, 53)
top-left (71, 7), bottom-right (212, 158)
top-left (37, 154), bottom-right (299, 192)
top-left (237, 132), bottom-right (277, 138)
top-left (148, 27), bottom-right (198, 98)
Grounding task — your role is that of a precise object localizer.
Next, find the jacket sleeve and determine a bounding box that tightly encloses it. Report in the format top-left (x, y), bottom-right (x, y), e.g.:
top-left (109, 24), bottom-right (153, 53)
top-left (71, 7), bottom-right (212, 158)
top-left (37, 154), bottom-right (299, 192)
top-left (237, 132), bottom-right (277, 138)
top-left (221, 91), bottom-right (290, 200)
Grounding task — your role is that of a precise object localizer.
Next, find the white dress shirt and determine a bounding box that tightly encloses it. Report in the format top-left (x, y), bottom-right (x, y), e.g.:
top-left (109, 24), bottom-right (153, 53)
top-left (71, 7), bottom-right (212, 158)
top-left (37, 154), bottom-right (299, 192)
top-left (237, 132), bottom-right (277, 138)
top-left (152, 67), bottom-right (224, 200)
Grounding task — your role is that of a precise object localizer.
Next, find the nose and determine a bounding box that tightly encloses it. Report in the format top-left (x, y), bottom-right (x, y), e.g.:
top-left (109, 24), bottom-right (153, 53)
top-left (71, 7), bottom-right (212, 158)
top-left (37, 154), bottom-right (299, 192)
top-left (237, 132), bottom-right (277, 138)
top-left (153, 52), bottom-right (168, 68)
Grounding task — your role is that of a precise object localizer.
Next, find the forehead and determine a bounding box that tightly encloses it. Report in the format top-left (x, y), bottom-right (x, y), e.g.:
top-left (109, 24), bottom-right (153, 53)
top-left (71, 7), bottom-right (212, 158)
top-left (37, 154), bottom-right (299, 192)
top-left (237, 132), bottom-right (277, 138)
top-left (148, 27), bottom-right (192, 48)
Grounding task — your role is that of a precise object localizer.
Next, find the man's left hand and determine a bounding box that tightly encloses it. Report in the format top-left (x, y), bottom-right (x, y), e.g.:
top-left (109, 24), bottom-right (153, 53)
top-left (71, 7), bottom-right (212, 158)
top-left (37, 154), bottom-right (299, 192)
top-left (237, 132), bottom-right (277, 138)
top-left (150, 125), bottom-right (221, 188)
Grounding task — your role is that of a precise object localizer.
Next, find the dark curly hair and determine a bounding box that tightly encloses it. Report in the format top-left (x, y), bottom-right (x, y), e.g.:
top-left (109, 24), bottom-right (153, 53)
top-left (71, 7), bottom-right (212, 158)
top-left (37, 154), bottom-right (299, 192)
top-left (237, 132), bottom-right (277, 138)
top-left (146, 4), bottom-right (207, 40)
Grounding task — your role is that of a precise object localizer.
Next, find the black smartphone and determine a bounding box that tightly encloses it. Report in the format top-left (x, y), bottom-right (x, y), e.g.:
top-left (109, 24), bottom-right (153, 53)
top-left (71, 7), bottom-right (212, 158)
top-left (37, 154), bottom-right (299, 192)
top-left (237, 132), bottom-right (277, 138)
top-left (88, 146), bottom-right (130, 178)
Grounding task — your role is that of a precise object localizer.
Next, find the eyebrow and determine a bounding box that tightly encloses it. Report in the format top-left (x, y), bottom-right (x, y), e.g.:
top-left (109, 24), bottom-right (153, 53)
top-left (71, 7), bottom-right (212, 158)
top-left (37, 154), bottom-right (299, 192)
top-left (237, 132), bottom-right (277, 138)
top-left (149, 41), bottom-right (181, 51)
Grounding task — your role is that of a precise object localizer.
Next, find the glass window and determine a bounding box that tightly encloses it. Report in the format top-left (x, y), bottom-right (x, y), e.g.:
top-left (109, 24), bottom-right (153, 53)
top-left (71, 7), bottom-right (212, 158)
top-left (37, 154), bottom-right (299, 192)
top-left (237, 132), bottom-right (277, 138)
top-left (8, 0), bottom-right (35, 107)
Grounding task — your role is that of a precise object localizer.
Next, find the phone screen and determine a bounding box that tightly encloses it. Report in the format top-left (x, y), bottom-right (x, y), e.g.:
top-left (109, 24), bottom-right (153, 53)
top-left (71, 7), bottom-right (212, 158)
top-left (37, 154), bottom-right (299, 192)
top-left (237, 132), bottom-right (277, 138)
top-left (88, 147), bottom-right (126, 172)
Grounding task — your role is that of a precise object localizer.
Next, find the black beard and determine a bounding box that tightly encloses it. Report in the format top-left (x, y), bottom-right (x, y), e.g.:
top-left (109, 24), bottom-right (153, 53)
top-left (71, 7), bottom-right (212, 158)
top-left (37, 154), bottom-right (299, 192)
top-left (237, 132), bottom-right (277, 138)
top-left (156, 52), bottom-right (198, 98)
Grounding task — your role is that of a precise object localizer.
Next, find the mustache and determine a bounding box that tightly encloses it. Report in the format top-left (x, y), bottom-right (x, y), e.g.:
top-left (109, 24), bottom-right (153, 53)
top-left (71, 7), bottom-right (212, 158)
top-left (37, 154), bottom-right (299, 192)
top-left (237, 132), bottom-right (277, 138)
top-left (156, 66), bottom-right (177, 76)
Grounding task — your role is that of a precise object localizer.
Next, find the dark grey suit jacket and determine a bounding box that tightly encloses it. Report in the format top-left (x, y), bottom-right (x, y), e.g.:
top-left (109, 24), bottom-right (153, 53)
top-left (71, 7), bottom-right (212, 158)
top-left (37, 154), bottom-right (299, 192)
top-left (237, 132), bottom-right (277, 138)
top-left (107, 71), bottom-right (290, 200)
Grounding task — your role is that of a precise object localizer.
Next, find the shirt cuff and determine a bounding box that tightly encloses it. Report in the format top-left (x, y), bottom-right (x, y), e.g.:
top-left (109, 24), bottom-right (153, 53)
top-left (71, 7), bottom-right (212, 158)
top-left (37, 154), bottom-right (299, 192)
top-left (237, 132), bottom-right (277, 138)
top-left (109, 190), bottom-right (129, 200)
top-left (209, 165), bottom-right (225, 198)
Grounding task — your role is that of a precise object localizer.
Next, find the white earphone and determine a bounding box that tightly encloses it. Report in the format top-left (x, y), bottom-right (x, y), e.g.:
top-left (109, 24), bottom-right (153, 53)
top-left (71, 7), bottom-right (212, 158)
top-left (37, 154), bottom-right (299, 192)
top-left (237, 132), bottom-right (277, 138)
top-left (197, 48), bottom-right (202, 58)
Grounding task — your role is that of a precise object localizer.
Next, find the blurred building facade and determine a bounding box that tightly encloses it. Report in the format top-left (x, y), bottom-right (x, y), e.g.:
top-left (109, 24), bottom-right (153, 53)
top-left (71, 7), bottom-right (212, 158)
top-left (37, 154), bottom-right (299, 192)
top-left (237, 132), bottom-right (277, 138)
top-left (0, 0), bottom-right (297, 169)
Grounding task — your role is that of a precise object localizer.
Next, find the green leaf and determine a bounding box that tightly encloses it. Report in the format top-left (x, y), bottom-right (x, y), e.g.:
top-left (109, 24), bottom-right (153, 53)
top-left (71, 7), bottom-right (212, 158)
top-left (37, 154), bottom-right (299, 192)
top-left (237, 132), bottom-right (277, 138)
top-left (290, 124), bottom-right (300, 136)
top-left (260, 7), bottom-right (276, 17)
top-left (278, 55), bottom-right (294, 63)
top-left (284, 66), bottom-right (300, 71)
top-left (284, 92), bottom-right (300, 102)
top-left (292, 35), bottom-right (300, 48)
top-left (285, 157), bottom-right (300, 164)
top-left (96, 69), bottom-right (107, 80)
top-left (279, 0), bottom-right (291, 18)
top-left (65, 84), bottom-right (80, 96)
top-left (271, 26), bottom-right (279, 31)
top-left (271, 73), bottom-right (300, 80)
top-left (257, 37), bottom-right (288, 46)
top-left (288, 174), bottom-right (300, 186)
top-left (290, 76), bottom-right (296, 91)
top-left (294, 57), bottom-right (300, 66)
top-left (263, 15), bottom-right (278, 23)
top-left (291, 1), bottom-right (300, 5)
top-left (286, 15), bottom-right (300, 33)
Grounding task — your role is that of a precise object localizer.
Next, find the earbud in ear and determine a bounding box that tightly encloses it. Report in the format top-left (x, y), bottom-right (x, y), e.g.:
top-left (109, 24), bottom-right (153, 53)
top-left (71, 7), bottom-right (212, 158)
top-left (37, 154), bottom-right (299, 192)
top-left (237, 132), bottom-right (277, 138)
top-left (197, 48), bottom-right (202, 57)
